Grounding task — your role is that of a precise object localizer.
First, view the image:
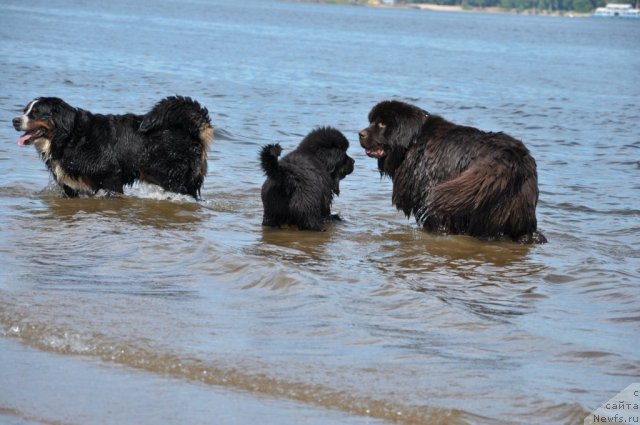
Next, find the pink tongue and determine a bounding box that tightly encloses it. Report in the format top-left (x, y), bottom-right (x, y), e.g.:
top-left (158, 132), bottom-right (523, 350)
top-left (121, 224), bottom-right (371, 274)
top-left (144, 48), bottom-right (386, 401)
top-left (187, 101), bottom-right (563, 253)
top-left (18, 133), bottom-right (32, 146)
top-left (366, 147), bottom-right (385, 158)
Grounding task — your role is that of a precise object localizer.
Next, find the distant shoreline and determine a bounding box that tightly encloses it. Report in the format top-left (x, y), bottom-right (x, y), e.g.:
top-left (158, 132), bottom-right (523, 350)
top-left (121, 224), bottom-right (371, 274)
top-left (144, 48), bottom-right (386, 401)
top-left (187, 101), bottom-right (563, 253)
top-left (393, 3), bottom-right (590, 17)
top-left (291, 1), bottom-right (591, 18)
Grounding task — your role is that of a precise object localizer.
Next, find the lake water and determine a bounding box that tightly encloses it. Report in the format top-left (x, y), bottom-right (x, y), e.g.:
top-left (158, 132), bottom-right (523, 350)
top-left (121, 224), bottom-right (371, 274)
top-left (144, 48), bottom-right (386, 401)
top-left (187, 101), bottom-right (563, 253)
top-left (0, 1), bottom-right (638, 424)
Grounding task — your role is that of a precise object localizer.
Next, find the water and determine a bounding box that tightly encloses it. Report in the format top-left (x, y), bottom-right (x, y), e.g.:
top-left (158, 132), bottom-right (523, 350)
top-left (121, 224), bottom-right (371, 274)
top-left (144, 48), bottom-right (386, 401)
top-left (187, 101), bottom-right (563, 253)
top-left (0, 1), bottom-right (639, 424)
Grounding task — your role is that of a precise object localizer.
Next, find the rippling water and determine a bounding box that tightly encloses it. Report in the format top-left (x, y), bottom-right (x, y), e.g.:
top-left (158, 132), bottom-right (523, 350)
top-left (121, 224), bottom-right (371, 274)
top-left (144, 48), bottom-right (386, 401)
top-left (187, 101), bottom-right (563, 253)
top-left (1, 1), bottom-right (639, 424)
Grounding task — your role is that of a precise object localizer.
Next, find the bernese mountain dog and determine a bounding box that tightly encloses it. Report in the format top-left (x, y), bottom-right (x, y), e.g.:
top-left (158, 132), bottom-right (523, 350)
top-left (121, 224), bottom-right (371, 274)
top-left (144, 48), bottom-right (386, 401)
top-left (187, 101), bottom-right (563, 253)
top-left (13, 96), bottom-right (213, 199)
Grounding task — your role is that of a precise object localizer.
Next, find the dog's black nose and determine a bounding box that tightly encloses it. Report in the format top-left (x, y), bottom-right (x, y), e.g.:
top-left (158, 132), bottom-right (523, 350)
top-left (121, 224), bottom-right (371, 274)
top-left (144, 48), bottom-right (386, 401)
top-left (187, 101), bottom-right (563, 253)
top-left (12, 117), bottom-right (22, 129)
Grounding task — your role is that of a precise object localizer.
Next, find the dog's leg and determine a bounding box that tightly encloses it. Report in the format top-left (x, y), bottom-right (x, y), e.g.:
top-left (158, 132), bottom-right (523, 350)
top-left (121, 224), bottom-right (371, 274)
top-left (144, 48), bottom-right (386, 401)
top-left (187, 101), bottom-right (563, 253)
top-left (296, 214), bottom-right (324, 231)
top-left (262, 217), bottom-right (282, 228)
top-left (100, 176), bottom-right (125, 196)
top-left (61, 185), bottom-right (79, 198)
top-left (184, 183), bottom-right (201, 200)
top-left (290, 193), bottom-right (324, 231)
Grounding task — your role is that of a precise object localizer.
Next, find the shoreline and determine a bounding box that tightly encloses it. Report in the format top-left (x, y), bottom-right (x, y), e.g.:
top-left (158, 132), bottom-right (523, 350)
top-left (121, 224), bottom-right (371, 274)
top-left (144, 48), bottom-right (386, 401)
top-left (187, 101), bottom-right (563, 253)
top-left (293, 1), bottom-right (592, 17)
top-left (394, 3), bottom-right (590, 17)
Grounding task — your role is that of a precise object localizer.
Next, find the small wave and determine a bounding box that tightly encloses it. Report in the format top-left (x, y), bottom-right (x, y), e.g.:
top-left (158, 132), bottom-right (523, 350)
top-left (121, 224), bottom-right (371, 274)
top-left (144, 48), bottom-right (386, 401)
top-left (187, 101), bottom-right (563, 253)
top-left (0, 406), bottom-right (68, 425)
top-left (213, 127), bottom-right (238, 142)
top-left (0, 308), bottom-right (479, 425)
top-left (530, 403), bottom-right (590, 425)
top-left (554, 201), bottom-right (640, 217)
top-left (0, 184), bottom-right (39, 199)
top-left (6, 181), bottom-right (197, 203)
top-left (124, 183), bottom-right (196, 203)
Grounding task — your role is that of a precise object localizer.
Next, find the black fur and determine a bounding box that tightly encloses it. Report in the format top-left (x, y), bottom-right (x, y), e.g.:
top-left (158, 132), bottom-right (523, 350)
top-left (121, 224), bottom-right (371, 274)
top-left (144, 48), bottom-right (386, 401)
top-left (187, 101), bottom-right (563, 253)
top-left (260, 127), bottom-right (355, 231)
top-left (13, 96), bottom-right (213, 199)
top-left (359, 100), bottom-right (546, 243)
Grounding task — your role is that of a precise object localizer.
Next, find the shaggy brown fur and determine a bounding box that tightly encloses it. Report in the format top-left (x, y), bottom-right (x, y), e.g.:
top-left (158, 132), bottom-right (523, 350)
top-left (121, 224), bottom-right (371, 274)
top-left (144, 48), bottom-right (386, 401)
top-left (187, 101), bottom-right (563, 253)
top-left (359, 100), bottom-right (546, 243)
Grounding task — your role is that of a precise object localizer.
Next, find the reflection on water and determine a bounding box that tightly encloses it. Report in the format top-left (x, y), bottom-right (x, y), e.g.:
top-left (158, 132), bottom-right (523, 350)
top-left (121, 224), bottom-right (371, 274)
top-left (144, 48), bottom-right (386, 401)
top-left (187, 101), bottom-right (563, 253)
top-left (258, 226), bottom-right (339, 263)
top-left (42, 188), bottom-right (206, 230)
top-left (369, 229), bottom-right (535, 269)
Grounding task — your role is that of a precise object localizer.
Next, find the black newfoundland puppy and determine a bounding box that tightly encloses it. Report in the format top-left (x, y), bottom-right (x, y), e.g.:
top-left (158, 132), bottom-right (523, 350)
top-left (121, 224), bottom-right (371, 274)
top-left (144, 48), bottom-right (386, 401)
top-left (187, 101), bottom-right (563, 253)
top-left (13, 96), bottom-right (213, 199)
top-left (260, 127), bottom-right (355, 231)
top-left (359, 100), bottom-right (546, 243)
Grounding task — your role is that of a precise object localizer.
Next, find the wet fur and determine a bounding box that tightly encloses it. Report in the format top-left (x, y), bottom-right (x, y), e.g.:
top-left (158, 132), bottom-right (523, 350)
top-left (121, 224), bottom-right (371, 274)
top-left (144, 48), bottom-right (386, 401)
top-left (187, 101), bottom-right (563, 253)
top-left (13, 96), bottom-right (213, 199)
top-left (359, 100), bottom-right (546, 243)
top-left (260, 127), bottom-right (355, 231)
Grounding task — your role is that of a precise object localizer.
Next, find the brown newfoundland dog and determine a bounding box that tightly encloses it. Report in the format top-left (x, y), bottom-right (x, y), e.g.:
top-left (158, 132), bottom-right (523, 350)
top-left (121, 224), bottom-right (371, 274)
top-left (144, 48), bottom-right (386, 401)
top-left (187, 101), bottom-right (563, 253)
top-left (359, 100), bottom-right (546, 243)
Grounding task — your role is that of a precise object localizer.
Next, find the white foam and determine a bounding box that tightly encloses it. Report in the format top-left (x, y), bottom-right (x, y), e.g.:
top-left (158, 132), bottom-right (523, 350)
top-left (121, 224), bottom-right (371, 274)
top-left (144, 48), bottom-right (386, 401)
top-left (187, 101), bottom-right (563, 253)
top-left (124, 182), bottom-right (196, 202)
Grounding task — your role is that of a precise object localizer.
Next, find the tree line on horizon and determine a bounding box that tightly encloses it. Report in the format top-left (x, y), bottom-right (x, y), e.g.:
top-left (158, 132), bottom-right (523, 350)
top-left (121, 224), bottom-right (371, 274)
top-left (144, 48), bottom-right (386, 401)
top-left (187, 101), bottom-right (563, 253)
top-left (403, 0), bottom-right (607, 12)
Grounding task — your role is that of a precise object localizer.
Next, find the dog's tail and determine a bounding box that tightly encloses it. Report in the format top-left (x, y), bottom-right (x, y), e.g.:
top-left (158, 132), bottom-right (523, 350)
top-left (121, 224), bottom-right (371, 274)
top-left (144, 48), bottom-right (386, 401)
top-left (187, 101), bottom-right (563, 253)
top-left (260, 144), bottom-right (283, 179)
top-left (139, 96), bottom-right (214, 150)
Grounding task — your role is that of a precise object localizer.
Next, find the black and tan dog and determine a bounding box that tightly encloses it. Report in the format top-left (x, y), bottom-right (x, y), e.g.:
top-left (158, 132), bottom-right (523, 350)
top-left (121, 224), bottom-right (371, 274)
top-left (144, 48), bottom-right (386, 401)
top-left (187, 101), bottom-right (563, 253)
top-left (13, 96), bottom-right (213, 199)
top-left (359, 100), bottom-right (546, 243)
top-left (260, 127), bottom-right (354, 231)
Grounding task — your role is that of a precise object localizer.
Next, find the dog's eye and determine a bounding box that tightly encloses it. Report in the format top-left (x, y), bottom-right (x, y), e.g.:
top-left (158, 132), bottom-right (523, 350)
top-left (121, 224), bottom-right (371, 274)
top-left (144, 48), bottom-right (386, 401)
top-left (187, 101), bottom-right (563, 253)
top-left (377, 122), bottom-right (386, 129)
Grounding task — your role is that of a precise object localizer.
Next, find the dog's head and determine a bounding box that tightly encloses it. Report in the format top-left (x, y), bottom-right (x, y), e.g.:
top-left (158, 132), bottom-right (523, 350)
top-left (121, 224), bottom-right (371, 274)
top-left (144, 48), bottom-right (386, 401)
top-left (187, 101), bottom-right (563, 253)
top-left (359, 100), bottom-right (429, 160)
top-left (13, 97), bottom-right (76, 154)
top-left (297, 126), bottom-right (355, 194)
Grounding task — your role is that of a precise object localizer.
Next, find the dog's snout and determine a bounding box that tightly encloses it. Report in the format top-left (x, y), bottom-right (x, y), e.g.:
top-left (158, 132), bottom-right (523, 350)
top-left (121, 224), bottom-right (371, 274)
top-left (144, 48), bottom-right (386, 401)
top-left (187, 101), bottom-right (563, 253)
top-left (12, 117), bottom-right (22, 129)
top-left (358, 129), bottom-right (369, 144)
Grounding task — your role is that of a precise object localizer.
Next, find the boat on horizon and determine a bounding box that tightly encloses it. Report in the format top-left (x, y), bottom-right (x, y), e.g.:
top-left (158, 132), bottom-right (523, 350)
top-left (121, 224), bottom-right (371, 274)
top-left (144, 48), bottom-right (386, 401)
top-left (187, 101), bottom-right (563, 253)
top-left (593, 3), bottom-right (640, 17)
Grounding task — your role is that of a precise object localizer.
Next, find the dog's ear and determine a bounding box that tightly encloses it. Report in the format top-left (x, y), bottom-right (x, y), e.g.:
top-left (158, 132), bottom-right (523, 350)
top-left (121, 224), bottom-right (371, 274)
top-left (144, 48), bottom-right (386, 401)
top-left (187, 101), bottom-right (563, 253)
top-left (332, 177), bottom-right (340, 196)
top-left (327, 154), bottom-right (341, 196)
top-left (322, 147), bottom-right (341, 173)
top-left (326, 149), bottom-right (355, 195)
top-left (51, 100), bottom-right (76, 135)
top-left (389, 110), bottom-right (427, 149)
top-left (371, 101), bottom-right (427, 149)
